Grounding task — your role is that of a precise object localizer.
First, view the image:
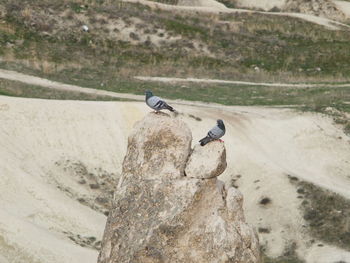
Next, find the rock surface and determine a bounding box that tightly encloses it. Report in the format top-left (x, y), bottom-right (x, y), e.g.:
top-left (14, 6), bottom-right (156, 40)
top-left (284, 0), bottom-right (346, 22)
top-left (233, 0), bottom-right (347, 22)
top-left (98, 113), bottom-right (260, 263)
top-left (185, 141), bottom-right (227, 179)
top-left (122, 112), bottom-right (192, 180)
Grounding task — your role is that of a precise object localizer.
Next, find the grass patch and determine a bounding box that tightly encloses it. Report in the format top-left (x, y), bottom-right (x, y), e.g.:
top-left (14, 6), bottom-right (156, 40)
top-left (0, 78), bottom-right (128, 101)
top-left (289, 178), bottom-right (350, 251)
top-left (1, 0), bottom-right (350, 113)
top-left (1, 63), bottom-right (350, 114)
top-left (216, 0), bottom-right (236, 8)
top-left (2, 0), bottom-right (350, 84)
top-left (148, 0), bottom-right (179, 5)
top-left (162, 18), bottom-right (209, 40)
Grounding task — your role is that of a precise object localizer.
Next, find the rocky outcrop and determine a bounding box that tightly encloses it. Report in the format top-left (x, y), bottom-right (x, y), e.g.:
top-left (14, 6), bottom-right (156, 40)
top-left (185, 142), bottom-right (227, 179)
top-left (284, 0), bottom-right (346, 22)
top-left (231, 0), bottom-right (347, 22)
top-left (98, 113), bottom-right (260, 263)
top-left (121, 112), bottom-right (192, 180)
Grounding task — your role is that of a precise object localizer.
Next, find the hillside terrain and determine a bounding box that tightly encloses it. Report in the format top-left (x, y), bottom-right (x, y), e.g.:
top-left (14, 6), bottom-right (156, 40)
top-left (232, 0), bottom-right (350, 21)
top-left (1, 96), bottom-right (350, 263)
top-left (2, 0), bottom-right (350, 86)
top-left (1, 0), bottom-right (350, 262)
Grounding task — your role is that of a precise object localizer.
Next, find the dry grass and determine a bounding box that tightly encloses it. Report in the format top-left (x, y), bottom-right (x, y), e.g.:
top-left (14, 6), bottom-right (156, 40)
top-left (2, 0), bottom-right (350, 82)
top-left (288, 176), bottom-right (350, 251)
top-left (0, 78), bottom-right (125, 101)
top-left (1, 0), bottom-right (350, 116)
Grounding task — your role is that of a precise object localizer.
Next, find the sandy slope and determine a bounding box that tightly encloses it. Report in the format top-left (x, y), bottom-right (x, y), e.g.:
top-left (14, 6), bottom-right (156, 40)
top-left (123, 0), bottom-right (350, 30)
top-left (1, 95), bottom-right (350, 262)
top-left (235, 0), bottom-right (350, 20)
top-left (334, 0), bottom-right (350, 18)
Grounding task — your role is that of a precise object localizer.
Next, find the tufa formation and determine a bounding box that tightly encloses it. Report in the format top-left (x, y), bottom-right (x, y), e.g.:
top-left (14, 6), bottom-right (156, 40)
top-left (98, 113), bottom-right (260, 263)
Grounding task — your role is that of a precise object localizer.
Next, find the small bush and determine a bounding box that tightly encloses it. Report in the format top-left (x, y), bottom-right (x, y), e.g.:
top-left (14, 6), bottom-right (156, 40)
top-left (297, 181), bottom-right (350, 250)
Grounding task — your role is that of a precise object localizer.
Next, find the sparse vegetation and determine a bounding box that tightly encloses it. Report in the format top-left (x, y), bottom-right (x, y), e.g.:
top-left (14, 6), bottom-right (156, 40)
top-left (288, 176), bottom-right (350, 251)
top-left (216, 0), bottom-right (236, 8)
top-left (0, 0), bottom-right (350, 117)
top-left (2, 0), bottom-right (350, 84)
top-left (188, 114), bottom-right (202, 121)
top-left (261, 242), bottom-right (304, 263)
top-left (53, 159), bottom-right (119, 216)
top-left (259, 197), bottom-right (272, 205)
top-left (149, 0), bottom-right (179, 5)
top-left (1, 1), bottom-right (350, 262)
top-left (0, 78), bottom-right (129, 101)
top-left (258, 227), bottom-right (271, 234)
top-left (63, 231), bottom-right (102, 250)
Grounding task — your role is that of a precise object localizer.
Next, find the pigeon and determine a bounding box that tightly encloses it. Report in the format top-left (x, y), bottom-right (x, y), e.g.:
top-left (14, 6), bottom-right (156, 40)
top-left (199, 119), bottom-right (225, 146)
top-left (145, 90), bottom-right (175, 112)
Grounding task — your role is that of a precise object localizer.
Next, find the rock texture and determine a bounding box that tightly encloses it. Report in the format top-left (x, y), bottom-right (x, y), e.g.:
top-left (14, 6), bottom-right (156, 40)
top-left (98, 113), bottom-right (260, 263)
top-left (233, 0), bottom-right (346, 22)
top-left (284, 0), bottom-right (346, 22)
top-left (185, 141), bottom-right (227, 179)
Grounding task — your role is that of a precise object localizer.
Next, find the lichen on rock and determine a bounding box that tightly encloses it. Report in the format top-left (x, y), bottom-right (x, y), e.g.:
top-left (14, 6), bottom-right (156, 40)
top-left (98, 113), bottom-right (260, 263)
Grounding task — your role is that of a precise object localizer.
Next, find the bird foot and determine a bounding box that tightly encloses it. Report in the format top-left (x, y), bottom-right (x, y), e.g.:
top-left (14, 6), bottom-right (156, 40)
top-left (219, 139), bottom-right (224, 143)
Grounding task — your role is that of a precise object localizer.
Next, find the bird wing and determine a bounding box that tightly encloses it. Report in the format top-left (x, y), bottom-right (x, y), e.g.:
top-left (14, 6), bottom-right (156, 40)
top-left (146, 96), bottom-right (160, 107)
top-left (147, 96), bottom-right (167, 110)
top-left (208, 125), bottom-right (224, 139)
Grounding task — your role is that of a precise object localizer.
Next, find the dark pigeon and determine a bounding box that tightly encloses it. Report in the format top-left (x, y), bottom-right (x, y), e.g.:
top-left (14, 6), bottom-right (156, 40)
top-left (145, 90), bottom-right (175, 112)
top-left (199, 119), bottom-right (225, 146)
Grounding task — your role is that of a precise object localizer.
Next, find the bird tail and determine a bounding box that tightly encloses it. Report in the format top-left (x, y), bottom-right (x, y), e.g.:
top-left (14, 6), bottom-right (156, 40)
top-left (166, 104), bottom-right (175, 112)
top-left (199, 136), bottom-right (211, 146)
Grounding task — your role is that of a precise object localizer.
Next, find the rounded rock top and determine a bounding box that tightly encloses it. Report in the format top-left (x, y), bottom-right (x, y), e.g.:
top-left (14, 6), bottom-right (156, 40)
top-left (185, 140), bottom-right (227, 179)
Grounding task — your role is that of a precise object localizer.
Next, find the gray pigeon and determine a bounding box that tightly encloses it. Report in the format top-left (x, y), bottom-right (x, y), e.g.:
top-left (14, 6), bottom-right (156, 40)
top-left (199, 119), bottom-right (225, 146)
top-left (145, 90), bottom-right (175, 112)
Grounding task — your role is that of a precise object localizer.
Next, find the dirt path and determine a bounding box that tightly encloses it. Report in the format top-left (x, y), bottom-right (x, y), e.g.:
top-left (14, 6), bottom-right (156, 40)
top-left (0, 69), bottom-right (143, 101)
top-left (123, 0), bottom-right (350, 30)
top-left (0, 69), bottom-right (249, 109)
top-left (1, 69), bottom-right (350, 109)
top-left (135, 76), bottom-right (350, 88)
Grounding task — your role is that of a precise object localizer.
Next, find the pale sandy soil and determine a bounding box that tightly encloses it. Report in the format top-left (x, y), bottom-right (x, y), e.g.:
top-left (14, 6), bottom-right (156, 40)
top-left (334, 0), bottom-right (350, 17)
top-left (135, 75), bottom-right (350, 87)
top-left (123, 0), bottom-right (350, 30)
top-left (237, 0), bottom-right (350, 19)
top-left (0, 94), bottom-right (350, 263)
top-left (234, 0), bottom-right (286, 10)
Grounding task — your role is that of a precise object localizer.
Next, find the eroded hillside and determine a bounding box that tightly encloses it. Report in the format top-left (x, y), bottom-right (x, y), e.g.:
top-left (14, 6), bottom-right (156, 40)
top-left (0, 96), bottom-right (350, 262)
top-left (1, 0), bottom-right (350, 89)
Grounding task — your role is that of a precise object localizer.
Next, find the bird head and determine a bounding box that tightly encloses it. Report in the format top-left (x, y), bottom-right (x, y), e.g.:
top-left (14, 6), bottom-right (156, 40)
top-left (145, 90), bottom-right (153, 100)
top-left (217, 119), bottom-right (225, 130)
